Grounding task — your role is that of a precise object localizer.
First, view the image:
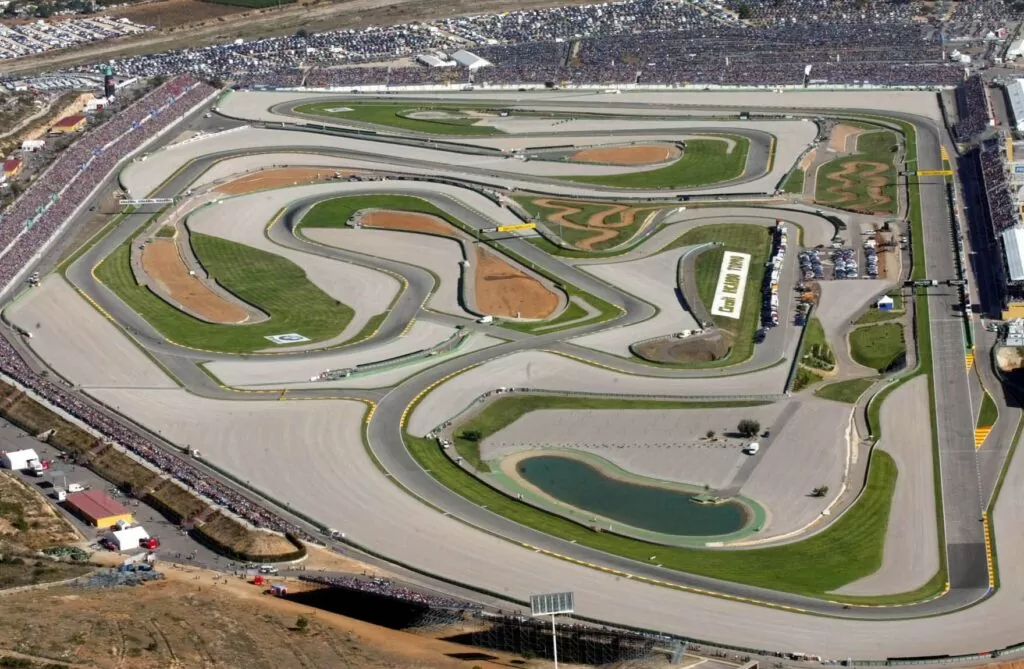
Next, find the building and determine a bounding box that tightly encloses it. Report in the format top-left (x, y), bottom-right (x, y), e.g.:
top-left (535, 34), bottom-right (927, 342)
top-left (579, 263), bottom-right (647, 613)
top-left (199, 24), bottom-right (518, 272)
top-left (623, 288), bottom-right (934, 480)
top-left (20, 139), bottom-right (44, 152)
top-left (3, 158), bottom-right (23, 179)
top-left (451, 49), bottom-right (492, 71)
top-left (107, 526), bottom-right (149, 551)
top-left (1006, 80), bottom-right (1024, 133)
top-left (84, 98), bottom-right (107, 113)
top-left (1, 448), bottom-right (39, 471)
top-left (50, 114), bottom-right (87, 134)
top-left (65, 490), bottom-right (133, 528)
top-left (415, 54), bottom-right (456, 68)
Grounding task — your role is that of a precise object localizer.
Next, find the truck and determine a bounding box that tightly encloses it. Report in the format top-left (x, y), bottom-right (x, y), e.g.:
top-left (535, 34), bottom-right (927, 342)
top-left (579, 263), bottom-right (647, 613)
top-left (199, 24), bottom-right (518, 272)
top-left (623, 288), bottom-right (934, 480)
top-left (476, 315), bottom-right (494, 324)
top-left (27, 458), bottom-right (45, 476)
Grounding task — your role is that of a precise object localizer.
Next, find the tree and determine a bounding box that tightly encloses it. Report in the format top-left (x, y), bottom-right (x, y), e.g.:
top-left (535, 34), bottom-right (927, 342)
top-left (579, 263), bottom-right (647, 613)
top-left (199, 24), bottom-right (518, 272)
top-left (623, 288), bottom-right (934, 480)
top-left (737, 3), bottom-right (751, 19)
top-left (459, 429), bottom-right (482, 442)
top-left (3, 2), bottom-right (18, 16)
top-left (812, 485), bottom-right (830, 498)
top-left (296, 28), bottom-right (309, 39)
top-left (705, 429), bottom-right (715, 439)
top-left (737, 419), bottom-right (760, 438)
top-left (295, 616), bottom-right (309, 632)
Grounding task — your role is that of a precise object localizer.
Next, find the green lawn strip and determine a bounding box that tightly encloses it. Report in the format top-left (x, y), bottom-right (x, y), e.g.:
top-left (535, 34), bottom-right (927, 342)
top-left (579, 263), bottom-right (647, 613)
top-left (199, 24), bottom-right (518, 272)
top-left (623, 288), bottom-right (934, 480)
top-left (155, 226), bottom-right (176, 238)
top-left (454, 396), bottom-right (765, 472)
top-left (408, 414), bottom-right (900, 596)
top-left (782, 168), bottom-right (805, 194)
top-left (94, 234), bottom-right (357, 353)
top-left (792, 366), bottom-right (823, 392)
top-left (293, 101), bottom-right (503, 136)
top-left (978, 391), bottom-right (998, 429)
top-left (985, 397), bottom-right (1024, 589)
top-left (660, 224), bottom-right (771, 366)
top-left (849, 322), bottom-right (906, 373)
top-left (815, 377), bottom-right (878, 404)
top-left (855, 305), bottom-right (904, 325)
top-left (564, 137), bottom-right (749, 189)
top-left (800, 317), bottom-right (835, 371)
top-left (814, 129), bottom-right (900, 214)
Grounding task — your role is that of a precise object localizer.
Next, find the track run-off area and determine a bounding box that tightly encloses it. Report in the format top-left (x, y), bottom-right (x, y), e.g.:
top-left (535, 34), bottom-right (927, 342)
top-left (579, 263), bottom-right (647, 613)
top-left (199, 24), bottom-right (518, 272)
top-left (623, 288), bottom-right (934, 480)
top-left (6, 87), bottom-right (1016, 662)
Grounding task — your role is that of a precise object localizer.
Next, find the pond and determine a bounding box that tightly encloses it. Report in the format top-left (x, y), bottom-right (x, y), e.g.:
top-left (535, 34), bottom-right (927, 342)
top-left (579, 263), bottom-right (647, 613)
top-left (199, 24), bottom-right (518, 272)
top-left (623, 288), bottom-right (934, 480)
top-left (516, 454), bottom-right (749, 537)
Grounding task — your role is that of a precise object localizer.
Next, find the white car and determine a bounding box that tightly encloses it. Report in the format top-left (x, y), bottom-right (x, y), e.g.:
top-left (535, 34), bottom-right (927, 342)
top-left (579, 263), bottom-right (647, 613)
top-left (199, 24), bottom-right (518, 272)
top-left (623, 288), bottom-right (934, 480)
top-left (744, 442), bottom-right (760, 455)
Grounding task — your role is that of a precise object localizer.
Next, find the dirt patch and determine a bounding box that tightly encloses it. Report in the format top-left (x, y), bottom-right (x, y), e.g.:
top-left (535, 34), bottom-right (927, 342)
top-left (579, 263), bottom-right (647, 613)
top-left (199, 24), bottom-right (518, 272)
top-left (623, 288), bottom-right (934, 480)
top-left (571, 143), bottom-right (679, 165)
top-left (530, 197), bottom-right (654, 251)
top-left (0, 567), bottom-right (523, 669)
top-left (142, 239), bottom-right (249, 324)
top-left (216, 168), bottom-right (350, 196)
top-left (110, 0), bottom-right (249, 28)
top-left (632, 330), bottom-right (733, 364)
top-left (829, 124), bottom-right (864, 153)
top-left (799, 148), bottom-right (817, 172)
top-left (821, 161), bottom-right (892, 214)
top-left (997, 346), bottom-right (1024, 372)
top-left (474, 247), bottom-right (558, 319)
top-left (360, 210), bottom-right (457, 237)
top-left (0, 471), bottom-right (81, 550)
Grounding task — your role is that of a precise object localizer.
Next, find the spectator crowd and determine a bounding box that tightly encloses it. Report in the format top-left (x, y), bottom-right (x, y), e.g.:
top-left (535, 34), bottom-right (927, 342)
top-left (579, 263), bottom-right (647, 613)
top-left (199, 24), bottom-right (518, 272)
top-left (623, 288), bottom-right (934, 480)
top-left (71, 0), bottom-right (1008, 90)
top-left (300, 574), bottom-right (483, 610)
top-left (955, 75), bottom-right (993, 141)
top-left (979, 139), bottom-right (1019, 235)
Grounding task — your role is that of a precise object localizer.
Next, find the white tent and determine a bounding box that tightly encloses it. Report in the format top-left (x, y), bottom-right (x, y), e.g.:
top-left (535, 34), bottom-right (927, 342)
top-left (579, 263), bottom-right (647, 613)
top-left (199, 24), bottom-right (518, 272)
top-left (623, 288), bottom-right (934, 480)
top-left (1, 448), bottom-right (40, 471)
top-left (451, 49), bottom-right (492, 70)
top-left (109, 526), bottom-right (149, 551)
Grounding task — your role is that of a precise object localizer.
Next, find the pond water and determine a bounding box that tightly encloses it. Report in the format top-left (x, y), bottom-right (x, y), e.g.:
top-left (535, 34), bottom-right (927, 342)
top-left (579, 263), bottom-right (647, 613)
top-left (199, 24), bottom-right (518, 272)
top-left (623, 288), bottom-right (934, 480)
top-left (516, 455), bottom-right (748, 536)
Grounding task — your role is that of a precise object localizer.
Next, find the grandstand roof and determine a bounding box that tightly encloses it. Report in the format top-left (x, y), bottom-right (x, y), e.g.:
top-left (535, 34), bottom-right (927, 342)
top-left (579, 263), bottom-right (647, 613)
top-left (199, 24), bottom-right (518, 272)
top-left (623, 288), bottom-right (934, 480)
top-left (451, 49), bottom-right (491, 70)
top-left (1004, 227), bottom-right (1024, 281)
top-left (415, 54), bottom-right (456, 68)
top-left (1007, 79), bottom-right (1024, 131)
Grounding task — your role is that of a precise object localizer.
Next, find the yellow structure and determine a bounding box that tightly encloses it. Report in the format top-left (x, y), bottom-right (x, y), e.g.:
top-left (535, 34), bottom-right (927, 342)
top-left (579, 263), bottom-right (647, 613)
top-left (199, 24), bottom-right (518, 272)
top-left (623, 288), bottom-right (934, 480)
top-left (1002, 302), bottom-right (1024, 320)
top-left (916, 169), bottom-right (954, 177)
top-left (497, 222), bottom-right (538, 232)
top-left (50, 114), bottom-right (87, 134)
top-left (65, 490), bottom-right (134, 528)
top-left (3, 158), bottom-right (22, 179)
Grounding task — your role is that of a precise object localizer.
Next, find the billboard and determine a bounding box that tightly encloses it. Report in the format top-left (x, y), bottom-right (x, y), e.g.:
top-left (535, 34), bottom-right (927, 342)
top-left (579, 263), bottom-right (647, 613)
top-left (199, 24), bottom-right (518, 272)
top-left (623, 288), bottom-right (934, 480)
top-left (710, 252), bottom-right (751, 319)
top-left (496, 222), bottom-right (537, 233)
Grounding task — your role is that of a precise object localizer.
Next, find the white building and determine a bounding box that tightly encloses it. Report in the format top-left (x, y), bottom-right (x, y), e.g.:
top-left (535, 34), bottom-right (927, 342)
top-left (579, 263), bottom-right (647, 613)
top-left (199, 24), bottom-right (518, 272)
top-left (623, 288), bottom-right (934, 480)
top-left (1006, 79), bottom-right (1024, 132)
top-left (1, 448), bottom-right (40, 471)
top-left (415, 54), bottom-right (456, 68)
top-left (20, 139), bottom-right (44, 152)
top-left (451, 49), bottom-right (492, 70)
top-left (108, 526), bottom-right (149, 551)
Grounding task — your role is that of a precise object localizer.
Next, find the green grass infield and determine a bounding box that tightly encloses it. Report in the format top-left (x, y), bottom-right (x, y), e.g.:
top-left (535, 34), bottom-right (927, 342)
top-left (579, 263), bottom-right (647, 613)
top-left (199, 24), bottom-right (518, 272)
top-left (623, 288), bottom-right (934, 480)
top-left (300, 194), bottom-right (452, 230)
top-left (293, 101), bottom-right (503, 136)
top-left (94, 233), bottom-right (361, 353)
top-left (815, 377), bottom-right (878, 404)
top-left (563, 137), bottom-right (749, 189)
top-left (849, 322), bottom-right (907, 373)
top-left (978, 391), bottom-right (998, 429)
top-left (407, 395), bottom-right (908, 599)
top-left (814, 130), bottom-right (899, 215)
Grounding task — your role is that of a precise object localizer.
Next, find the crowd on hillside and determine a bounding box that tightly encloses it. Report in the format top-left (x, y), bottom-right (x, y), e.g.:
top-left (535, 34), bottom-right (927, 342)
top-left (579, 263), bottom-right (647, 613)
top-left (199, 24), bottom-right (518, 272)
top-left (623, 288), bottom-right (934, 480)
top-left (300, 574), bottom-right (484, 610)
top-left (979, 139), bottom-right (1018, 235)
top-left (954, 76), bottom-right (993, 141)
top-left (80, 0), bottom-right (991, 89)
top-left (0, 74), bottom-right (322, 547)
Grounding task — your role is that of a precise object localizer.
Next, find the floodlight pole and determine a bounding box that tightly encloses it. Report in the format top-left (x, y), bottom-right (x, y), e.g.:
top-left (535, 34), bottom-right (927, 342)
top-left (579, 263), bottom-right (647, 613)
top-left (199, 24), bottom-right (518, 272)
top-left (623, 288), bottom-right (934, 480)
top-left (551, 613), bottom-right (559, 669)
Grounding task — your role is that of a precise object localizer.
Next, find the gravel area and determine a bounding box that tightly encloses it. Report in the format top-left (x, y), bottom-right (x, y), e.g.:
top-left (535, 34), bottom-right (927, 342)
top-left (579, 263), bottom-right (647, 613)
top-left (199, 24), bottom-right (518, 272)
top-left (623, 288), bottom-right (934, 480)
top-left (570, 246), bottom-right (700, 357)
top-left (304, 227), bottom-right (470, 317)
top-left (481, 405), bottom-right (786, 490)
top-left (408, 350), bottom-right (788, 436)
top-left (739, 397), bottom-right (851, 539)
top-left (7, 276), bottom-right (176, 389)
top-left (816, 280), bottom-right (893, 336)
top-left (834, 375), bottom-right (939, 596)
top-left (187, 186), bottom-right (401, 343)
top-left (205, 319), bottom-right (458, 387)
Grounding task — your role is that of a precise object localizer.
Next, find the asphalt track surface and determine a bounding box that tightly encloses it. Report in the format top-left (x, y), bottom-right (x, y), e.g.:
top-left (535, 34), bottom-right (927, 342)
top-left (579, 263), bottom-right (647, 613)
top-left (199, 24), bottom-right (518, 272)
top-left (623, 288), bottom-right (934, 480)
top-left (10, 90), bottom-right (1012, 659)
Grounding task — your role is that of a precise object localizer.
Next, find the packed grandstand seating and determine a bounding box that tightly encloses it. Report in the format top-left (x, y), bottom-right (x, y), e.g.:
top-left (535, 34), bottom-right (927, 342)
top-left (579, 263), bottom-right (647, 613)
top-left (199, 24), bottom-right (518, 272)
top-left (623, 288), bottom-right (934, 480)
top-left (0, 74), bottom-right (322, 547)
top-left (979, 139), bottom-right (1019, 234)
top-left (300, 574), bottom-right (484, 609)
top-left (90, 0), bottom-right (978, 89)
top-left (954, 76), bottom-right (992, 141)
